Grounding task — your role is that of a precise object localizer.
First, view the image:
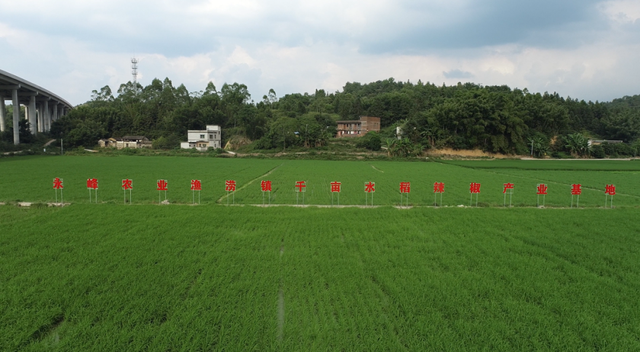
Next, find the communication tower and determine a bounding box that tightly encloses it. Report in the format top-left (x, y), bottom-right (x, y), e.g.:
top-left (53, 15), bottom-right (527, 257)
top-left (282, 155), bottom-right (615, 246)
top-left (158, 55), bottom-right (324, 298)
top-left (131, 57), bottom-right (138, 84)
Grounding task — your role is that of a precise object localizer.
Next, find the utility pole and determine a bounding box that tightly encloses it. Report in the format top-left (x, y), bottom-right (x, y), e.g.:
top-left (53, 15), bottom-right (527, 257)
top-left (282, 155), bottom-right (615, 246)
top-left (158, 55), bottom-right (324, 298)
top-left (530, 139), bottom-right (533, 157)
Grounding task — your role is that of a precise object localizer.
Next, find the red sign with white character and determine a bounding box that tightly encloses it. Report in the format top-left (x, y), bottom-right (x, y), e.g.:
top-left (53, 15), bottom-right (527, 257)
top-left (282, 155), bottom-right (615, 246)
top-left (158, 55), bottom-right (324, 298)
top-left (503, 183), bottom-right (514, 193)
top-left (331, 181), bottom-right (341, 193)
top-left (191, 180), bottom-right (202, 191)
top-left (470, 182), bottom-right (481, 194)
top-left (53, 177), bottom-right (63, 190)
top-left (295, 181), bottom-right (306, 193)
top-left (399, 182), bottom-right (411, 193)
top-left (261, 180), bottom-right (272, 192)
top-left (225, 180), bottom-right (236, 192)
top-left (434, 182), bottom-right (445, 193)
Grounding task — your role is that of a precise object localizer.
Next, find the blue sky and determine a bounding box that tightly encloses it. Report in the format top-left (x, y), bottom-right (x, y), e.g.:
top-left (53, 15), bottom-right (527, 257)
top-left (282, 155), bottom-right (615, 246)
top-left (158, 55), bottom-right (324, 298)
top-left (1, 0), bottom-right (639, 105)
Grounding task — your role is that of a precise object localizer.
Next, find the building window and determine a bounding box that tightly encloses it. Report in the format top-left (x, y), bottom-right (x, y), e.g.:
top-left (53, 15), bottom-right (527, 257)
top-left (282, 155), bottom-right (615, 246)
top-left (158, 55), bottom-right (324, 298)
top-left (210, 134), bottom-right (213, 139)
top-left (200, 134), bottom-right (205, 139)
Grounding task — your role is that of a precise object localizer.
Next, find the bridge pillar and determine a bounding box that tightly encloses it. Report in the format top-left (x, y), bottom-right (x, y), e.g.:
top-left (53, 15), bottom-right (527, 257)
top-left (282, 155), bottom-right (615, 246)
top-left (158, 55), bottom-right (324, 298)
top-left (0, 94), bottom-right (5, 132)
top-left (37, 103), bottom-right (42, 133)
top-left (52, 102), bottom-right (58, 127)
top-left (28, 96), bottom-right (37, 134)
top-left (44, 99), bottom-right (49, 133)
top-left (12, 88), bottom-right (19, 145)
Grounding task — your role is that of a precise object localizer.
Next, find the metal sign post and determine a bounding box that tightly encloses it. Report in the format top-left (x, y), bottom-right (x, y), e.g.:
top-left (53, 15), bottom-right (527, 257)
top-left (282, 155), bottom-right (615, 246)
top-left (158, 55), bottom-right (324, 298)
top-left (157, 179), bottom-right (168, 204)
top-left (399, 182), bottom-right (410, 207)
top-left (469, 182), bottom-right (481, 207)
top-left (364, 182), bottom-right (375, 206)
top-left (261, 180), bottom-right (272, 205)
top-left (225, 180), bottom-right (236, 205)
top-left (536, 184), bottom-right (547, 207)
top-left (191, 179), bottom-right (202, 205)
top-left (53, 177), bottom-right (63, 204)
top-left (503, 183), bottom-right (514, 207)
top-left (330, 181), bottom-right (341, 206)
top-left (295, 181), bottom-right (306, 205)
top-left (605, 184), bottom-right (615, 209)
top-left (571, 184), bottom-right (581, 208)
top-left (87, 178), bottom-right (98, 203)
top-left (122, 179), bottom-right (133, 204)
top-left (434, 182), bottom-right (444, 207)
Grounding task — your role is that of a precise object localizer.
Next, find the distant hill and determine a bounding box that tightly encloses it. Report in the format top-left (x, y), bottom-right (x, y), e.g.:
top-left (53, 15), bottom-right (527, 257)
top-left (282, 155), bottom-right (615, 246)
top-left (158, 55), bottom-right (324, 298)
top-left (608, 94), bottom-right (640, 109)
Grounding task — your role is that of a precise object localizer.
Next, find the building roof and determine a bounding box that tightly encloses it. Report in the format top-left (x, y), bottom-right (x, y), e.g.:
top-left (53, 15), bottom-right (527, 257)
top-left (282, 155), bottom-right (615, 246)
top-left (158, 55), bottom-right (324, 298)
top-left (121, 136), bottom-right (149, 141)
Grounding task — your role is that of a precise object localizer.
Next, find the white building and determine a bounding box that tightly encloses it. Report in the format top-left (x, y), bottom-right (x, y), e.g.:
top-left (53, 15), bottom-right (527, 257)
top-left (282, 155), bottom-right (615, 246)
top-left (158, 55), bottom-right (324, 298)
top-left (180, 125), bottom-right (222, 151)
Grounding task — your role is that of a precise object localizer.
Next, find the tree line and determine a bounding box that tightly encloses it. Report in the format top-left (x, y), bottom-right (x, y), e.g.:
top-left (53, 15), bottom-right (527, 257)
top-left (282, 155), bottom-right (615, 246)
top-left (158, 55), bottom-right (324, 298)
top-left (3, 77), bottom-right (639, 157)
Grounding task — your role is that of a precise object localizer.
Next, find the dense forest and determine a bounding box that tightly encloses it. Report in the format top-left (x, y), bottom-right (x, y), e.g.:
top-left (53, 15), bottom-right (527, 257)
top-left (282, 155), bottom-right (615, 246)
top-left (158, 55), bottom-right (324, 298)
top-left (2, 77), bottom-right (640, 157)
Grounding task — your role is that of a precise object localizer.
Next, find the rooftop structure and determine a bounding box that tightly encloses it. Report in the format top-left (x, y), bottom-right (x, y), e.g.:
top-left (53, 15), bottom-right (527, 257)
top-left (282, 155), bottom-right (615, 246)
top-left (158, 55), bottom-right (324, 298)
top-left (336, 116), bottom-right (381, 138)
top-left (180, 125), bottom-right (222, 151)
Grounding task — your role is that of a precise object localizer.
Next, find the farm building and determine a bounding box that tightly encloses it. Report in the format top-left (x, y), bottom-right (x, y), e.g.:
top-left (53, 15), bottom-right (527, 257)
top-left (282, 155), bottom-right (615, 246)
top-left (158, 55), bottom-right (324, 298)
top-left (98, 138), bottom-right (118, 148)
top-left (588, 139), bottom-right (623, 146)
top-left (116, 136), bottom-right (152, 149)
top-left (99, 136), bottom-right (151, 149)
top-left (180, 125), bottom-right (222, 151)
top-left (336, 116), bottom-right (381, 137)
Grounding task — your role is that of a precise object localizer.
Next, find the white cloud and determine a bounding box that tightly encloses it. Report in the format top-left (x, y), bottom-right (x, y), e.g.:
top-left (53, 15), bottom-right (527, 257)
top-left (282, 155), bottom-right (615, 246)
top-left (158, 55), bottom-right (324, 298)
top-left (601, 0), bottom-right (640, 22)
top-left (0, 0), bottom-right (639, 105)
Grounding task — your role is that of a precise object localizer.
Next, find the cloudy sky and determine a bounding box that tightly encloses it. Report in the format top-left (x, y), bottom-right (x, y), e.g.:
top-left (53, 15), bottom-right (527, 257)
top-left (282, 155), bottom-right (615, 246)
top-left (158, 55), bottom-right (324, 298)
top-left (1, 0), bottom-right (639, 105)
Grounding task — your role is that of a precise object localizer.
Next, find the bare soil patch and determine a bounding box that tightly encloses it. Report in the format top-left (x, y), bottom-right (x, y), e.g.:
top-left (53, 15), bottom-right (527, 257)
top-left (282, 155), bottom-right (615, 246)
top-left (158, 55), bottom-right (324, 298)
top-left (427, 148), bottom-right (515, 159)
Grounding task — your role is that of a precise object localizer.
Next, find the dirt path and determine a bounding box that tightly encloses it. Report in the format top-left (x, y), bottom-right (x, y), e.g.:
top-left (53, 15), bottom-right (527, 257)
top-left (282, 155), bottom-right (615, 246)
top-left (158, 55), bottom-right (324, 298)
top-left (216, 163), bottom-right (284, 203)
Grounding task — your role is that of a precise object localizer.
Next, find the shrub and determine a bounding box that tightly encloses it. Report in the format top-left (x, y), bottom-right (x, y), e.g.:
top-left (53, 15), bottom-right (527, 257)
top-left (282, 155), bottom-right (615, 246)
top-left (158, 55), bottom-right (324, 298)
top-left (591, 145), bottom-right (605, 158)
top-left (356, 132), bottom-right (382, 151)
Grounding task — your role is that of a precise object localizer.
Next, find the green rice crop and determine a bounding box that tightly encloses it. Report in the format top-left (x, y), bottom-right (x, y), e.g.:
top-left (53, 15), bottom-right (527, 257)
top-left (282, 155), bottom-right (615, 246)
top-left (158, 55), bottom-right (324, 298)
top-left (1, 156), bottom-right (639, 207)
top-left (1, 205), bottom-right (639, 350)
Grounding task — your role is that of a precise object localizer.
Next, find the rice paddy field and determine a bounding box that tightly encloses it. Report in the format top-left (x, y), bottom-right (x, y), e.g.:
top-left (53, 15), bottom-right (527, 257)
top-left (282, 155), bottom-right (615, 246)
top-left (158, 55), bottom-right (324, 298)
top-left (1, 155), bottom-right (640, 351)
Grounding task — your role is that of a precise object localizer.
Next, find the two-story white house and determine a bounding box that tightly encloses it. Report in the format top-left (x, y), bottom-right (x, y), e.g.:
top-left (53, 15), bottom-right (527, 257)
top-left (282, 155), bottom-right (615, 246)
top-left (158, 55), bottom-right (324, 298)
top-left (180, 125), bottom-right (222, 151)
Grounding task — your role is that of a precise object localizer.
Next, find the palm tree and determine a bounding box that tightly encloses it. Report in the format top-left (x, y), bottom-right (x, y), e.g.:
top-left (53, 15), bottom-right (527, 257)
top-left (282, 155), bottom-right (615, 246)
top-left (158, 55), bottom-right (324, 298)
top-left (384, 138), bottom-right (397, 157)
top-left (564, 133), bottom-right (589, 157)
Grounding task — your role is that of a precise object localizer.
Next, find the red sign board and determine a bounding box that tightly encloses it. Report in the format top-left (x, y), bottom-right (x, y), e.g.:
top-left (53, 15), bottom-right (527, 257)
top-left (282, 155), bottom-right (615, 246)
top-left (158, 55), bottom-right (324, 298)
top-left (364, 182), bottom-right (375, 193)
top-left (605, 184), bottom-right (615, 195)
top-left (399, 182), bottom-right (411, 193)
top-left (53, 177), bottom-right (63, 190)
top-left (433, 182), bottom-right (445, 194)
top-left (536, 183), bottom-right (548, 195)
top-left (261, 180), bottom-right (272, 192)
top-left (157, 179), bottom-right (168, 191)
top-left (86, 178), bottom-right (98, 190)
top-left (122, 179), bottom-right (133, 190)
top-left (331, 181), bottom-right (341, 193)
top-left (295, 181), bottom-right (306, 193)
top-left (503, 183), bottom-right (514, 193)
top-left (191, 179), bottom-right (202, 191)
top-left (571, 184), bottom-right (582, 196)
top-left (470, 182), bottom-right (481, 194)
top-left (225, 180), bottom-right (236, 192)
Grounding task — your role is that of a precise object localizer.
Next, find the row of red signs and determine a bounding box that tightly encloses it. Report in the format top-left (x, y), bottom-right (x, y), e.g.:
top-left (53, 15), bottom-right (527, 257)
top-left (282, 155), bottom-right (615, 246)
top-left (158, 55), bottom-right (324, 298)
top-left (53, 177), bottom-right (616, 196)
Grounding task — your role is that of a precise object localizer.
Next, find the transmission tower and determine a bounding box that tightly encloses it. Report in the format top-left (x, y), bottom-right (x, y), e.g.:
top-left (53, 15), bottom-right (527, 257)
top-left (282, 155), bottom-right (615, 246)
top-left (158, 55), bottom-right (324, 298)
top-left (131, 57), bottom-right (138, 84)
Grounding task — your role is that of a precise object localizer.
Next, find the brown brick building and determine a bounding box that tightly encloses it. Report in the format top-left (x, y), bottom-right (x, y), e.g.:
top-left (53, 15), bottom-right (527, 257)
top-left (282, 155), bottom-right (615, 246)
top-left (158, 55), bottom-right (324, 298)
top-left (336, 116), bottom-right (381, 138)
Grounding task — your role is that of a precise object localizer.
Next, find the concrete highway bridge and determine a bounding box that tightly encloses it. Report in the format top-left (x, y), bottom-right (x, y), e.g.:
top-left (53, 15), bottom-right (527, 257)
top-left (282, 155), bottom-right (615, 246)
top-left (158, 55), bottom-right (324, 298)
top-left (0, 69), bottom-right (73, 145)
